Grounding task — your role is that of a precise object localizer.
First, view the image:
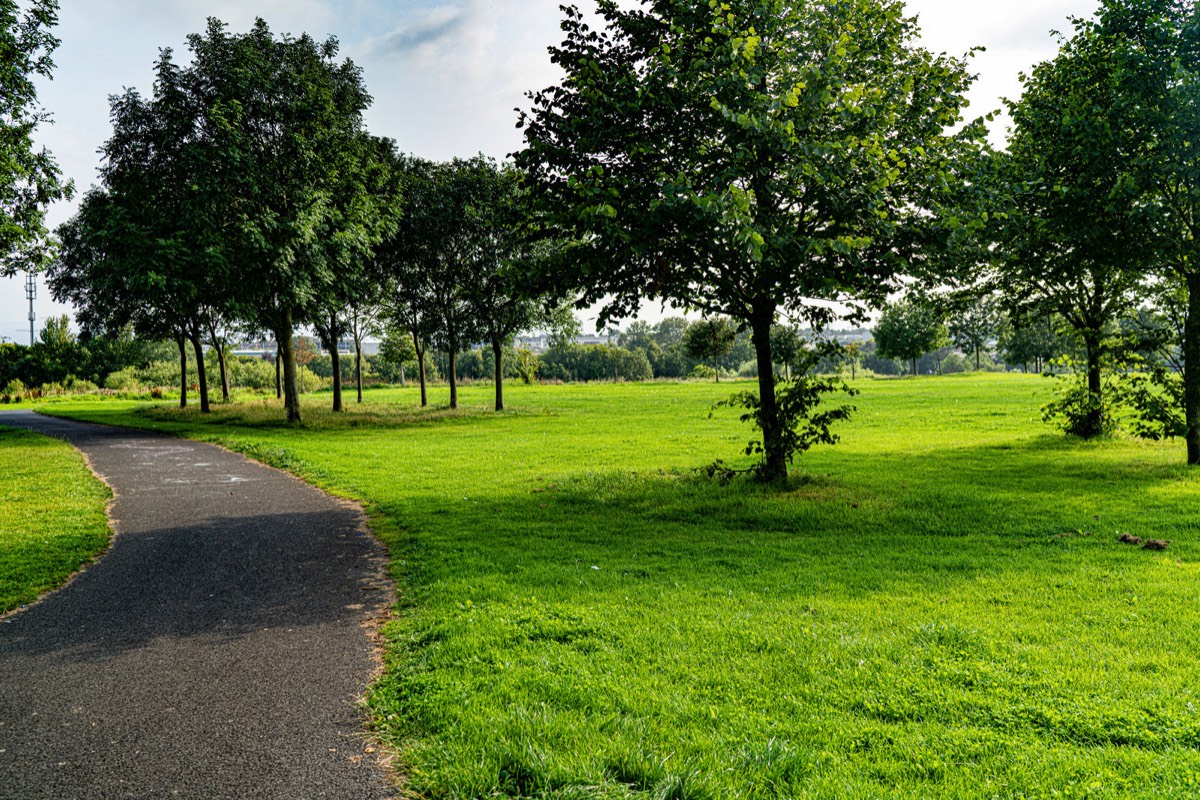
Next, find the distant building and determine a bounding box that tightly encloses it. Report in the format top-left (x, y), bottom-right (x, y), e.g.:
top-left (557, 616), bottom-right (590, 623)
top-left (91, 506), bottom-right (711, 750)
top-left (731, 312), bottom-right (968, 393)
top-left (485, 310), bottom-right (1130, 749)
top-left (233, 336), bottom-right (381, 359)
top-left (514, 332), bottom-right (613, 353)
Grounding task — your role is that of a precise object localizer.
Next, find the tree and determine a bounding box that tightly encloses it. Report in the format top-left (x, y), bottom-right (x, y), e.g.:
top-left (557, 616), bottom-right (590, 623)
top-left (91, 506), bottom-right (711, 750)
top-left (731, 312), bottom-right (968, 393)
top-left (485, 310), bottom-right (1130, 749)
top-left (186, 19), bottom-right (381, 423)
top-left (1, 0), bottom-right (71, 276)
top-left (452, 157), bottom-right (548, 411)
top-left (948, 295), bottom-right (1000, 370)
top-left (517, 0), bottom-right (988, 479)
top-left (874, 299), bottom-right (948, 376)
top-left (384, 158), bottom-right (485, 409)
top-left (996, 9), bottom-right (1153, 437)
top-left (770, 324), bottom-right (803, 380)
top-left (684, 317), bottom-right (737, 381)
top-left (1090, 0), bottom-right (1200, 461)
top-left (996, 312), bottom-right (1069, 373)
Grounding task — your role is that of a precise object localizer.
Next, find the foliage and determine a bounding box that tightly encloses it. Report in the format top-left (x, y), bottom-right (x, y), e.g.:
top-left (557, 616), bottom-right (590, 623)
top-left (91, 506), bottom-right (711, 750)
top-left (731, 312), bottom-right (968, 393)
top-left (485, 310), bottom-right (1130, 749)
top-left (1041, 357), bottom-right (1120, 438)
top-left (517, 0), bottom-right (989, 478)
top-left (770, 324), bottom-right (804, 378)
top-left (716, 341), bottom-right (857, 475)
top-left (683, 317), bottom-right (738, 381)
top-left (948, 295), bottom-right (1001, 370)
top-left (540, 343), bottom-right (653, 382)
top-left (0, 0), bottom-right (71, 275)
top-left (1114, 362), bottom-right (1186, 441)
top-left (873, 299), bottom-right (949, 375)
top-left (995, 4), bottom-right (1157, 437)
top-left (996, 312), bottom-right (1071, 372)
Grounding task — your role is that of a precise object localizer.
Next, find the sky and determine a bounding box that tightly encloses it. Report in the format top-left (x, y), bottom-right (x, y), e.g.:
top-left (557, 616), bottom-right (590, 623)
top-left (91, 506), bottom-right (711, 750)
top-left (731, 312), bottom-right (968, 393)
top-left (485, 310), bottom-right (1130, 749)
top-left (1, 0), bottom-right (1098, 343)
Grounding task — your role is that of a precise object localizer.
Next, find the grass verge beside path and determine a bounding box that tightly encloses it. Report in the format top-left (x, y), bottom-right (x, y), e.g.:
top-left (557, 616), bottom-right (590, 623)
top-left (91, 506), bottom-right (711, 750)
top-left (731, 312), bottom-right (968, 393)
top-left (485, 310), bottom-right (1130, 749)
top-left (0, 426), bottom-right (112, 613)
top-left (37, 376), bottom-right (1200, 798)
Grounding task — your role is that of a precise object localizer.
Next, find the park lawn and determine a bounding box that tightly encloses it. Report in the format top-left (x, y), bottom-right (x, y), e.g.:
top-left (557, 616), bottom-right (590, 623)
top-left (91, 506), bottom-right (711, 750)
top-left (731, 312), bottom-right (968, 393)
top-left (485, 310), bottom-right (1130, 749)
top-left (0, 425), bottom-right (112, 613)
top-left (38, 374), bottom-right (1200, 799)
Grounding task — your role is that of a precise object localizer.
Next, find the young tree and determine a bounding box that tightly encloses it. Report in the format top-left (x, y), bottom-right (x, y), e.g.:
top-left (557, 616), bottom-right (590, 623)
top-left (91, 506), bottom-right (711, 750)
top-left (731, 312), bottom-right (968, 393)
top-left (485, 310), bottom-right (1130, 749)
top-left (517, 0), bottom-right (988, 479)
top-left (684, 317), bottom-right (738, 381)
top-left (874, 299), bottom-right (948, 376)
top-left (770, 324), bottom-right (803, 380)
top-left (996, 312), bottom-right (1068, 373)
top-left (452, 157), bottom-right (548, 411)
top-left (1, 0), bottom-right (71, 276)
top-left (948, 295), bottom-right (1001, 370)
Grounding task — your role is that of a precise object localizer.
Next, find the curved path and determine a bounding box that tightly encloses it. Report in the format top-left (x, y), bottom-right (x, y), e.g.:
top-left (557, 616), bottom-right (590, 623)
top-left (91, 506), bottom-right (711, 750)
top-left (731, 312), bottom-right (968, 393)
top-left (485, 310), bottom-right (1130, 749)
top-left (0, 410), bottom-right (394, 799)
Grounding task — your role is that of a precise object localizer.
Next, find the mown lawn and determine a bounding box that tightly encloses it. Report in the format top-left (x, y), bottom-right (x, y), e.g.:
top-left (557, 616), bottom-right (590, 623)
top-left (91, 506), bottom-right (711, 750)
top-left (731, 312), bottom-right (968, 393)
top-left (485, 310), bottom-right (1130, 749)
top-left (0, 425), bottom-right (112, 613)
top-left (38, 374), bottom-right (1200, 798)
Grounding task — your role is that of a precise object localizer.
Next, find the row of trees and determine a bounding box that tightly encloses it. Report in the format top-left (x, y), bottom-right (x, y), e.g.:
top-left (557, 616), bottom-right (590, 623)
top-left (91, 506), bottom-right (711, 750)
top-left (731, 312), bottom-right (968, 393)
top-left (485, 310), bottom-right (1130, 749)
top-left (47, 19), bottom-right (566, 421)
top-left (12, 0), bottom-right (1200, 479)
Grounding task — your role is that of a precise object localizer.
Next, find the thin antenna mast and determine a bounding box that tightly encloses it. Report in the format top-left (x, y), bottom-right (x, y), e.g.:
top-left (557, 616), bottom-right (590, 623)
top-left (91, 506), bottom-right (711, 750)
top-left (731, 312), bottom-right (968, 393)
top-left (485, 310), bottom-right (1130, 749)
top-left (25, 272), bottom-right (36, 346)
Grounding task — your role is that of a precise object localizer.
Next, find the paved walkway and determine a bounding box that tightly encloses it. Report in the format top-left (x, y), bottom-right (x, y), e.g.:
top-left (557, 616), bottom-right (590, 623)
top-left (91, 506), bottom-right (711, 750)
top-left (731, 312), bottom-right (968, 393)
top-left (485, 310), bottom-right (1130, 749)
top-left (0, 410), bottom-right (395, 799)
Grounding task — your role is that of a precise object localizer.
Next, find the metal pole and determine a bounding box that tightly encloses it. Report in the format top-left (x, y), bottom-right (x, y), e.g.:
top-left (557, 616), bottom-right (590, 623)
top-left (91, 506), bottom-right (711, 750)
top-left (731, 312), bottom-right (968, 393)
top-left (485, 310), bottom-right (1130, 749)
top-left (25, 272), bottom-right (36, 346)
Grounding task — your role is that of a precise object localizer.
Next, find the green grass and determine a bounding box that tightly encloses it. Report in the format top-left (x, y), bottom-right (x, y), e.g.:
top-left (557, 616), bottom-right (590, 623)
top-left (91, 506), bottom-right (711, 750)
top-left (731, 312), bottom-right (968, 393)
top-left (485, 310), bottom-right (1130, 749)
top-left (37, 375), bottom-right (1200, 798)
top-left (0, 426), bottom-right (113, 613)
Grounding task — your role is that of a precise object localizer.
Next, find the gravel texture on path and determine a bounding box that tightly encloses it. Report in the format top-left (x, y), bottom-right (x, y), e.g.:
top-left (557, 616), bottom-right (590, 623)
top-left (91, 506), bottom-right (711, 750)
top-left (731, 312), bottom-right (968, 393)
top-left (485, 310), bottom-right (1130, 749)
top-left (0, 410), bottom-right (395, 799)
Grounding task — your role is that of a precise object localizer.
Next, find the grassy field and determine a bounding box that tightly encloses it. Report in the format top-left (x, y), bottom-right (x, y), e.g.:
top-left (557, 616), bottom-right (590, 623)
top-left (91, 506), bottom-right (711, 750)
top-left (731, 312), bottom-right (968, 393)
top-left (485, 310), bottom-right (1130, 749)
top-left (35, 374), bottom-right (1200, 799)
top-left (0, 425), bottom-right (112, 613)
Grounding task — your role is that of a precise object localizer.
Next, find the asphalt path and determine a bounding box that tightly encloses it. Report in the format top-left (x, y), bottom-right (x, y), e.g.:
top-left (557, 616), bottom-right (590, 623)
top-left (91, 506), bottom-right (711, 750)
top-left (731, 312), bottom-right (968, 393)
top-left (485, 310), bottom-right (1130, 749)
top-left (0, 410), bottom-right (395, 799)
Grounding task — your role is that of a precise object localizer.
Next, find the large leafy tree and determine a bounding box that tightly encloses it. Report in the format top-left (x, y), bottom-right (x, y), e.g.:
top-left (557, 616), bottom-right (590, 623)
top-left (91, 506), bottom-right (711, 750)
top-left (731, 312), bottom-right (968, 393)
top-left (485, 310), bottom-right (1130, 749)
top-left (185, 19), bottom-right (381, 423)
top-left (1, 0), bottom-right (70, 276)
top-left (997, 13), bottom-right (1153, 438)
top-left (517, 0), bottom-right (988, 479)
top-left (1094, 0), bottom-right (1200, 461)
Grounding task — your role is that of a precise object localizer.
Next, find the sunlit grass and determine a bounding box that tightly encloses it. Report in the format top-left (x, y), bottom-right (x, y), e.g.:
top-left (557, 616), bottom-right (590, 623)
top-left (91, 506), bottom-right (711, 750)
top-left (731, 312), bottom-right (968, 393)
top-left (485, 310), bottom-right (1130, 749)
top-left (0, 426), bottom-right (112, 613)
top-left (39, 375), bottom-right (1200, 798)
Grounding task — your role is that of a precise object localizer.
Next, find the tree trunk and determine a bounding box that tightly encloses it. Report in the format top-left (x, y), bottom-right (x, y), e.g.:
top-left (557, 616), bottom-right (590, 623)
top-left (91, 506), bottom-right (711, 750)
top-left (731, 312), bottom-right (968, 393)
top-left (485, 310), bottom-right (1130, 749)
top-left (330, 316), bottom-right (344, 413)
top-left (493, 337), bottom-right (504, 412)
top-left (1083, 334), bottom-right (1103, 439)
top-left (176, 334), bottom-right (188, 409)
top-left (750, 308), bottom-right (786, 481)
top-left (188, 331), bottom-right (210, 414)
top-left (216, 345), bottom-right (230, 402)
top-left (911, 356), bottom-right (917, 377)
top-left (1185, 271), bottom-right (1200, 464)
top-left (275, 345), bottom-right (282, 399)
top-left (448, 349), bottom-right (459, 410)
top-left (355, 339), bottom-right (364, 404)
top-left (279, 312), bottom-right (301, 423)
top-left (415, 340), bottom-right (428, 407)
top-left (206, 320), bottom-right (230, 402)
top-left (974, 346), bottom-right (981, 371)
top-left (331, 346), bottom-right (343, 412)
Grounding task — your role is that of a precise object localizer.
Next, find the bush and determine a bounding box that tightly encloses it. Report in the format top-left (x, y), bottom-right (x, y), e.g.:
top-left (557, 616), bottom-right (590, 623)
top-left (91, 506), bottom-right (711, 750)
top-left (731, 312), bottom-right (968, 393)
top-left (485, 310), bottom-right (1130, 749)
top-left (104, 367), bottom-right (142, 391)
top-left (939, 353), bottom-right (971, 374)
top-left (540, 344), bottom-right (652, 382)
top-left (2, 379), bottom-right (26, 403)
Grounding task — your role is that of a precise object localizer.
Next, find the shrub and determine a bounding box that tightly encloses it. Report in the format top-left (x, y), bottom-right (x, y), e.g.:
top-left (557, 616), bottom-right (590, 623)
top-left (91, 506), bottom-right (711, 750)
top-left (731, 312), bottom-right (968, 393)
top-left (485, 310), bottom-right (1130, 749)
top-left (2, 379), bottom-right (26, 403)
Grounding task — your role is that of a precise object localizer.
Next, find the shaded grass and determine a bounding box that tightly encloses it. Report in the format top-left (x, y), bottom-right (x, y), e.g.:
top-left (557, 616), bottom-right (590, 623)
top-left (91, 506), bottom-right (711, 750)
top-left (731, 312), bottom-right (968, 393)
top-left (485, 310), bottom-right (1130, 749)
top-left (0, 426), bottom-right (112, 613)
top-left (38, 375), bottom-right (1200, 798)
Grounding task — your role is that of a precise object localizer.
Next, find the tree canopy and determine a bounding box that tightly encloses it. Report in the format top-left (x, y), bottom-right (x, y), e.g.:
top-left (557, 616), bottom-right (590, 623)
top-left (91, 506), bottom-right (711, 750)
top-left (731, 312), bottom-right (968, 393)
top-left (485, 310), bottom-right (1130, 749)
top-left (1, 0), bottom-right (70, 276)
